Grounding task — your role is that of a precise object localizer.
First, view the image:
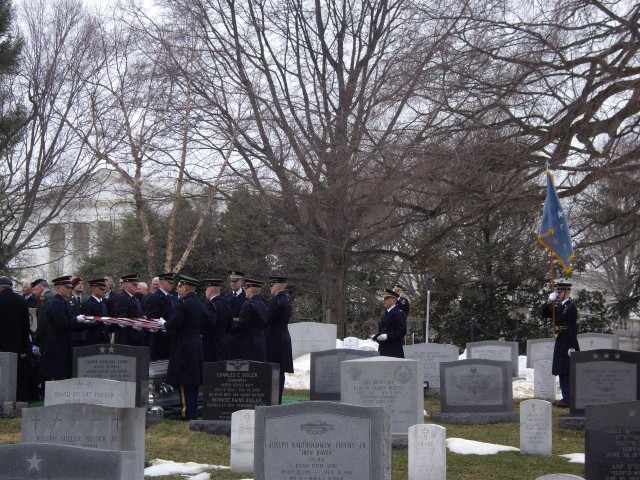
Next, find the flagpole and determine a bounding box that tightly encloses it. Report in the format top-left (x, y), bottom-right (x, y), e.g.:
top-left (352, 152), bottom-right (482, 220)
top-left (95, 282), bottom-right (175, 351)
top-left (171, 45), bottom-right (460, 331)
top-left (550, 235), bottom-right (556, 338)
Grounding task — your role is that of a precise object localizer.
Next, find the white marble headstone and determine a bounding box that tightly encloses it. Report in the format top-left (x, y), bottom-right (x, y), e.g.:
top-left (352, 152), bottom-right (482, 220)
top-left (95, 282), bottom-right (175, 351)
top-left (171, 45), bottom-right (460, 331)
top-left (230, 409), bottom-right (255, 474)
top-left (342, 337), bottom-right (359, 349)
top-left (408, 424), bottom-right (446, 480)
top-left (0, 352), bottom-right (17, 403)
top-left (44, 378), bottom-right (136, 408)
top-left (289, 322), bottom-right (337, 360)
top-left (533, 360), bottom-right (557, 401)
top-left (578, 333), bottom-right (619, 351)
top-left (535, 475), bottom-right (585, 480)
top-left (520, 399), bottom-right (552, 457)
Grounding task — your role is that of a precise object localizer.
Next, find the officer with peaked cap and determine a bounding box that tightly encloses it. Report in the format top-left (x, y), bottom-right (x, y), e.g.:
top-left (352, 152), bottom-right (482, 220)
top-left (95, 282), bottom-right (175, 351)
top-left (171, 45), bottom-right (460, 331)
top-left (202, 278), bottom-right (232, 362)
top-left (156, 275), bottom-right (212, 420)
top-left (145, 272), bottom-right (176, 360)
top-left (373, 288), bottom-right (407, 358)
top-left (80, 278), bottom-right (110, 345)
top-left (266, 276), bottom-right (294, 403)
top-left (225, 271), bottom-right (246, 359)
top-left (542, 281), bottom-right (579, 407)
top-left (393, 283), bottom-right (410, 316)
top-left (229, 277), bottom-right (267, 362)
top-left (114, 274), bottom-right (146, 346)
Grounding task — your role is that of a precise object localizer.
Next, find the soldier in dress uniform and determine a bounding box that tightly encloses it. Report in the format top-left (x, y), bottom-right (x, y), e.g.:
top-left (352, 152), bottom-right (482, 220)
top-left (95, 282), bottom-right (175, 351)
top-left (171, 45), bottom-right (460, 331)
top-left (32, 278), bottom-right (54, 348)
top-left (39, 276), bottom-right (92, 381)
top-left (114, 273), bottom-right (147, 346)
top-left (541, 281), bottom-right (579, 408)
top-left (80, 278), bottom-right (110, 345)
top-left (69, 277), bottom-right (86, 347)
top-left (145, 272), bottom-right (176, 361)
top-left (202, 278), bottom-right (232, 362)
top-left (156, 275), bottom-right (211, 421)
top-left (266, 276), bottom-right (294, 403)
top-left (373, 288), bottom-right (407, 358)
top-left (229, 277), bottom-right (268, 361)
top-left (224, 270), bottom-right (246, 359)
top-left (393, 283), bottom-right (410, 316)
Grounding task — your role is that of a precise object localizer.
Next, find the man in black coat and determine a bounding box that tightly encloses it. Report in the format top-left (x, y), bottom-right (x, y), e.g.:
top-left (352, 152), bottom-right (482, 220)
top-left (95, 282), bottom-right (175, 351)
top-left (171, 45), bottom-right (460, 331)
top-left (80, 278), bottom-right (110, 345)
top-left (393, 283), bottom-right (411, 317)
top-left (114, 273), bottom-right (147, 346)
top-left (266, 276), bottom-right (294, 403)
top-left (21, 281), bottom-right (39, 309)
top-left (373, 288), bottom-right (407, 358)
top-left (230, 277), bottom-right (268, 361)
top-left (541, 281), bottom-right (579, 408)
top-left (202, 278), bottom-right (232, 362)
top-left (38, 276), bottom-right (91, 380)
top-left (224, 270), bottom-right (246, 359)
top-left (145, 272), bottom-right (175, 360)
top-left (0, 276), bottom-right (30, 355)
top-left (156, 275), bottom-right (211, 421)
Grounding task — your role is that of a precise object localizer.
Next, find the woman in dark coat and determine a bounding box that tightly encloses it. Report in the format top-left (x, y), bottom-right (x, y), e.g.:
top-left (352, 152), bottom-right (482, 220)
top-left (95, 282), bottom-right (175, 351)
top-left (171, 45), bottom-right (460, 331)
top-left (266, 276), bottom-right (294, 403)
top-left (373, 288), bottom-right (407, 358)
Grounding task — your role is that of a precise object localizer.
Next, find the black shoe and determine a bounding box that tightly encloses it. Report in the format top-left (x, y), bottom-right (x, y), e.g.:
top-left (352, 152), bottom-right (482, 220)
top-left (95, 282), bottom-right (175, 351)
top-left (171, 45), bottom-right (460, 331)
top-left (553, 400), bottom-right (570, 408)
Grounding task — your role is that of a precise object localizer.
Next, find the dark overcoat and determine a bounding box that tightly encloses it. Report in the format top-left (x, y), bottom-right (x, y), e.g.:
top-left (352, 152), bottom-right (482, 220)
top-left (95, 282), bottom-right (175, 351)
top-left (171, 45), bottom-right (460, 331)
top-left (376, 305), bottom-right (407, 358)
top-left (542, 300), bottom-right (579, 375)
top-left (114, 292), bottom-right (147, 346)
top-left (266, 292), bottom-right (294, 373)
top-left (203, 296), bottom-right (232, 362)
top-left (0, 288), bottom-right (30, 354)
top-left (39, 294), bottom-right (75, 379)
top-left (144, 289), bottom-right (175, 360)
top-left (396, 296), bottom-right (410, 316)
top-left (230, 295), bottom-right (267, 362)
top-left (165, 292), bottom-right (209, 386)
top-left (80, 296), bottom-right (110, 345)
top-left (225, 289), bottom-right (247, 358)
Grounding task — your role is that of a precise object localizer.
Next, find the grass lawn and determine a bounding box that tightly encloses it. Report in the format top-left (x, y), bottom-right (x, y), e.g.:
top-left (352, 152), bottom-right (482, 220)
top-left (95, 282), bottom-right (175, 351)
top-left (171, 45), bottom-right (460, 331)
top-left (0, 393), bottom-right (586, 480)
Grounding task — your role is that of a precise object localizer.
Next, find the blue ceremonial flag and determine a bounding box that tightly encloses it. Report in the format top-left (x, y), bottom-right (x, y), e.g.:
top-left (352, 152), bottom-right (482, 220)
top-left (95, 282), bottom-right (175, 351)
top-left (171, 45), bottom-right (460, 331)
top-left (537, 170), bottom-right (575, 274)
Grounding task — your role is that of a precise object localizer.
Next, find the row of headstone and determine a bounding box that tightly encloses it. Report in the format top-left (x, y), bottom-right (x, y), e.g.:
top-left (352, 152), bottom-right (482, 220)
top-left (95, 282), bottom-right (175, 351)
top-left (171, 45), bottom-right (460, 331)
top-left (527, 333), bottom-right (621, 368)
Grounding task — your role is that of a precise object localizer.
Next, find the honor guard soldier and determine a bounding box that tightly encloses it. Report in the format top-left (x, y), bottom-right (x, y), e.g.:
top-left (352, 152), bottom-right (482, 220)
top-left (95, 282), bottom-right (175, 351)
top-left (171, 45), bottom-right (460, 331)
top-left (202, 278), bottom-right (232, 362)
top-left (156, 275), bottom-right (211, 421)
top-left (114, 274), bottom-right (146, 346)
top-left (266, 276), bottom-right (294, 403)
top-left (39, 276), bottom-right (93, 381)
top-left (541, 281), bottom-right (579, 407)
top-left (145, 272), bottom-right (176, 360)
top-left (373, 288), bottom-right (408, 359)
top-left (225, 270), bottom-right (246, 359)
top-left (80, 278), bottom-right (110, 345)
top-left (230, 277), bottom-right (268, 361)
top-left (32, 278), bottom-right (54, 347)
top-left (393, 283), bottom-right (410, 316)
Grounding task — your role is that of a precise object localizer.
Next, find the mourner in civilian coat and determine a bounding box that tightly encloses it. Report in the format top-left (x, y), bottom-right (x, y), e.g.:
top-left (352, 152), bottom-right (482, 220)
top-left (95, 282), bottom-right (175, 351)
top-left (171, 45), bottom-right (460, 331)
top-left (114, 274), bottom-right (147, 347)
top-left (224, 271), bottom-right (247, 359)
top-left (266, 276), bottom-right (294, 403)
top-left (157, 275), bottom-right (211, 420)
top-left (79, 278), bottom-right (110, 345)
top-left (373, 288), bottom-right (408, 359)
top-left (541, 281), bottom-right (579, 408)
top-left (0, 276), bottom-right (30, 355)
top-left (202, 278), bottom-right (232, 362)
top-left (144, 272), bottom-right (175, 361)
top-left (230, 278), bottom-right (268, 362)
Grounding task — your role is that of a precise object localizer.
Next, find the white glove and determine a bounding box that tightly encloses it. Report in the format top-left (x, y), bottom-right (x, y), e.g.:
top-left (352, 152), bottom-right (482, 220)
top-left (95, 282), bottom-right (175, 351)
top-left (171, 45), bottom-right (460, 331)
top-left (548, 292), bottom-right (558, 301)
top-left (568, 348), bottom-right (575, 357)
top-left (31, 345), bottom-right (41, 358)
top-left (156, 318), bottom-right (166, 327)
top-left (76, 315), bottom-right (86, 323)
top-left (377, 334), bottom-right (388, 342)
top-left (133, 324), bottom-right (142, 331)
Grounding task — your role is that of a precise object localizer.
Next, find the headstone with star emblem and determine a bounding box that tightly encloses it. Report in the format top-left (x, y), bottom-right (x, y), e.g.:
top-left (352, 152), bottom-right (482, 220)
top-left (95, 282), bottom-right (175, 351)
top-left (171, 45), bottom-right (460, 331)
top-left (254, 401), bottom-right (391, 480)
top-left (201, 360), bottom-right (279, 421)
top-left (408, 423), bottom-right (446, 480)
top-left (289, 321), bottom-right (337, 361)
top-left (585, 400), bottom-right (640, 480)
top-left (73, 343), bottom-right (150, 408)
top-left (44, 377), bottom-right (136, 408)
top-left (577, 332), bottom-right (620, 352)
top-left (0, 351), bottom-right (18, 403)
top-left (0, 443), bottom-right (137, 480)
top-left (340, 356), bottom-right (423, 443)
top-left (22, 403), bottom-right (145, 480)
top-left (520, 399), bottom-right (552, 456)
top-left (230, 409), bottom-right (255, 473)
top-left (310, 348), bottom-right (379, 401)
top-left (466, 340), bottom-right (519, 377)
top-left (570, 349), bottom-right (640, 415)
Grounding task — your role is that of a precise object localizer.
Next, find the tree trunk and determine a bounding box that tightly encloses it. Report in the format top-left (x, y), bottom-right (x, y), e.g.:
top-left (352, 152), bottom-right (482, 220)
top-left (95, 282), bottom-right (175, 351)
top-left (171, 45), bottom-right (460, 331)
top-left (321, 248), bottom-right (348, 339)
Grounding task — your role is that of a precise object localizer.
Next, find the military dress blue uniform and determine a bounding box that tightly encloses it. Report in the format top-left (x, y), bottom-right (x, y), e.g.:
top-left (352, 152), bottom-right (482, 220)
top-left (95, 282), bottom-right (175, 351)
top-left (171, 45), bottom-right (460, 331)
top-left (145, 289), bottom-right (175, 360)
top-left (114, 291), bottom-right (147, 347)
top-left (203, 295), bottom-right (232, 362)
top-left (225, 288), bottom-right (246, 359)
top-left (266, 288), bottom-right (294, 403)
top-left (231, 292), bottom-right (268, 362)
top-left (375, 304), bottom-right (407, 359)
top-left (39, 293), bottom-right (75, 380)
top-left (165, 288), bottom-right (211, 420)
top-left (80, 296), bottom-right (110, 345)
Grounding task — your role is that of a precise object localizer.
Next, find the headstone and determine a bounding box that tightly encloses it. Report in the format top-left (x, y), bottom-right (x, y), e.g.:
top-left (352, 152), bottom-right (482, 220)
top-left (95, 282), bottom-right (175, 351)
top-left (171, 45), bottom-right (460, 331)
top-left (571, 349), bottom-right (640, 415)
top-left (578, 332), bottom-right (620, 351)
top-left (0, 352), bottom-right (17, 403)
top-left (44, 378), bottom-right (136, 408)
top-left (408, 424), bottom-right (446, 480)
top-left (466, 340), bottom-right (519, 377)
top-left (289, 322), bottom-right (337, 360)
top-left (310, 349), bottom-right (379, 401)
top-left (0, 443), bottom-right (137, 480)
top-left (520, 399), bottom-right (552, 457)
top-left (230, 409), bottom-right (255, 474)
top-left (534, 360), bottom-right (557, 401)
top-left (343, 337), bottom-right (359, 349)
top-left (527, 338), bottom-right (556, 368)
top-left (22, 404), bottom-right (145, 480)
top-left (403, 343), bottom-right (459, 390)
top-left (439, 359), bottom-right (513, 413)
top-left (254, 401), bottom-right (391, 480)
top-left (340, 356), bottom-right (423, 441)
top-left (535, 476), bottom-right (585, 480)
top-left (585, 400), bottom-right (640, 480)
top-left (73, 344), bottom-right (150, 408)
top-left (201, 360), bottom-right (279, 421)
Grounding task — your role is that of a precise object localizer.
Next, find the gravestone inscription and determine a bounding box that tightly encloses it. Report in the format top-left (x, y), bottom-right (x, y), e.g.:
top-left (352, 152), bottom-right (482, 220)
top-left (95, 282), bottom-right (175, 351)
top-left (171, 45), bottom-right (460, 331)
top-left (0, 352), bottom-right (17, 403)
top-left (520, 399), bottom-right (552, 457)
top-left (466, 340), bottom-right (519, 377)
top-left (310, 349), bottom-right (379, 401)
top-left (289, 322), bottom-right (337, 360)
top-left (533, 360), bottom-right (557, 401)
top-left (44, 378), bottom-right (136, 408)
top-left (408, 424), bottom-right (446, 480)
top-left (403, 343), bottom-right (459, 390)
top-left (526, 338), bottom-right (556, 368)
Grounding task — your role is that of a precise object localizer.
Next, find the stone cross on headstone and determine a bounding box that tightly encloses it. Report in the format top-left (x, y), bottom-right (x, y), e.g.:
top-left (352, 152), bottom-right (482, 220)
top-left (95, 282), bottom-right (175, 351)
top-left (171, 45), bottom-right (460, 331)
top-left (408, 424), bottom-right (446, 480)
